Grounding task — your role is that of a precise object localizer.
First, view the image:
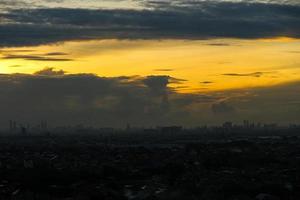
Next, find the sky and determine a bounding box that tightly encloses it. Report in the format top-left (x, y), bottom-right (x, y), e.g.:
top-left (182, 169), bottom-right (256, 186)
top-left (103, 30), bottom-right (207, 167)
top-left (0, 0), bottom-right (299, 128)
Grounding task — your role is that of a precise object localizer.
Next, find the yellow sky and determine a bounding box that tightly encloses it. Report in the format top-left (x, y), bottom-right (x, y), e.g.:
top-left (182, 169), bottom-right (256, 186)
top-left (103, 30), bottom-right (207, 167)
top-left (1, 38), bottom-right (300, 93)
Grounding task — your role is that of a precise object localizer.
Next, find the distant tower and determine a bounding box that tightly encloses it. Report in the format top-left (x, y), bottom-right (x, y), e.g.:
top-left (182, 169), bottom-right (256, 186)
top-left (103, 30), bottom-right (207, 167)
top-left (9, 120), bottom-right (13, 132)
top-left (9, 120), bottom-right (17, 133)
top-left (40, 120), bottom-right (48, 131)
top-left (223, 121), bottom-right (233, 129)
top-left (13, 121), bottom-right (17, 131)
top-left (126, 123), bottom-right (131, 131)
top-left (21, 126), bottom-right (27, 136)
top-left (243, 120), bottom-right (249, 128)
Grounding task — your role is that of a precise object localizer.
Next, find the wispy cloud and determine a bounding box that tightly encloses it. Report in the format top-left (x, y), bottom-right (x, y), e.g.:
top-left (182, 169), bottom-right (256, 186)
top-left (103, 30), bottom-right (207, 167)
top-left (200, 81), bottom-right (214, 84)
top-left (1, 52), bottom-right (72, 61)
top-left (0, 49), bottom-right (35, 53)
top-left (154, 68), bottom-right (174, 72)
top-left (222, 72), bottom-right (266, 78)
top-left (44, 52), bottom-right (69, 56)
top-left (286, 50), bottom-right (300, 53)
top-left (8, 64), bottom-right (22, 68)
top-left (206, 43), bottom-right (231, 46)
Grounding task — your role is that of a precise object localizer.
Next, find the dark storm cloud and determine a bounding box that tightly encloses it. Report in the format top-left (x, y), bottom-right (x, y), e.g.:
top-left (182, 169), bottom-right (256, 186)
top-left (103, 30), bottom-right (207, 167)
top-left (0, 24), bottom-right (91, 47)
top-left (143, 75), bottom-right (186, 97)
top-left (0, 68), bottom-right (299, 127)
top-left (0, 69), bottom-right (197, 127)
top-left (0, 1), bottom-right (300, 47)
top-left (143, 75), bottom-right (170, 94)
top-left (225, 81), bottom-right (300, 123)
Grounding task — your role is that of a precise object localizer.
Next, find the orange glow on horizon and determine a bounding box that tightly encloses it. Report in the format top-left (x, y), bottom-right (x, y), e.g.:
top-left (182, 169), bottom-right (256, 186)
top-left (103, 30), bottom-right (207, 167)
top-left (1, 38), bottom-right (300, 93)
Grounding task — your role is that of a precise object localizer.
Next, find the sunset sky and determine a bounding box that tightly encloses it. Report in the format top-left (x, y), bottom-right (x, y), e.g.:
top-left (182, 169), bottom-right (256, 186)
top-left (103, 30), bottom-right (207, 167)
top-left (0, 0), bottom-right (299, 128)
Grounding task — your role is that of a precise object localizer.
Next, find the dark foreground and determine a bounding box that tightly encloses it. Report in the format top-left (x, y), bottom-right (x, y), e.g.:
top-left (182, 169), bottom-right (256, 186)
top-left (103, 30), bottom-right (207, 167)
top-left (0, 132), bottom-right (300, 200)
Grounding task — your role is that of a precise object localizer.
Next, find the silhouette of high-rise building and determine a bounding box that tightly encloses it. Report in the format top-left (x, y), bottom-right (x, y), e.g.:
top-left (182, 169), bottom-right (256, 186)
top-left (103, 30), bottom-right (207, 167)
top-left (126, 123), bottom-right (131, 131)
top-left (9, 120), bottom-right (17, 133)
top-left (21, 126), bottom-right (27, 136)
top-left (40, 120), bottom-right (48, 131)
top-left (223, 121), bottom-right (233, 129)
top-left (243, 120), bottom-right (250, 128)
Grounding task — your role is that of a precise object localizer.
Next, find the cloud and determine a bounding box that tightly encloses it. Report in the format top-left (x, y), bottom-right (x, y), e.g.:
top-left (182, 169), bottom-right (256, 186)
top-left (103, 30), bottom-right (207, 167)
top-left (143, 75), bottom-right (170, 94)
top-left (200, 81), bottom-right (214, 84)
top-left (206, 43), bottom-right (231, 46)
top-left (34, 67), bottom-right (66, 76)
top-left (154, 68), bottom-right (174, 72)
top-left (1, 52), bottom-right (73, 61)
top-left (45, 52), bottom-right (69, 56)
top-left (0, 49), bottom-right (35, 53)
top-left (2, 55), bottom-right (73, 61)
top-left (8, 65), bottom-right (22, 68)
top-left (211, 101), bottom-right (236, 114)
top-left (143, 76), bottom-right (186, 92)
top-left (222, 72), bottom-right (266, 78)
top-left (0, 70), bottom-right (195, 127)
top-left (0, 68), bottom-right (299, 128)
top-left (0, 1), bottom-right (300, 47)
top-left (286, 51), bottom-right (300, 53)
top-left (225, 81), bottom-right (300, 123)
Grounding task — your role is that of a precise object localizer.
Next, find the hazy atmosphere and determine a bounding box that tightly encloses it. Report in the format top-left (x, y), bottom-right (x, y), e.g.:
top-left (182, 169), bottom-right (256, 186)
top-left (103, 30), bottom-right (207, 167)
top-left (1, 0), bottom-right (300, 128)
top-left (2, 1), bottom-right (300, 200)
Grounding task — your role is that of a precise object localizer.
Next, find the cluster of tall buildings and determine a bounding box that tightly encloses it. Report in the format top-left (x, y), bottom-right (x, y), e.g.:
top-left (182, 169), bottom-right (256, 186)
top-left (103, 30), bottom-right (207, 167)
top-left (8, 120), bottom-right (48, 135)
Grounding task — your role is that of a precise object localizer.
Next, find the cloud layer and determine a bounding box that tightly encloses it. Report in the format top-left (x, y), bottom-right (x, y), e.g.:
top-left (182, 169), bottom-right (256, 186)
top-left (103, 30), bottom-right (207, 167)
top-left (0, 68), bottom-right (299, 128)
top-left (0, 1), bottom-right (300, 47)
top-left (0, 68), bottom-right (196, 127)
